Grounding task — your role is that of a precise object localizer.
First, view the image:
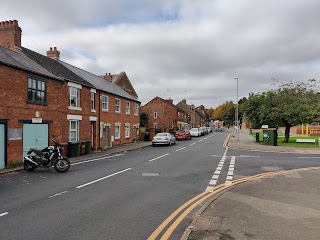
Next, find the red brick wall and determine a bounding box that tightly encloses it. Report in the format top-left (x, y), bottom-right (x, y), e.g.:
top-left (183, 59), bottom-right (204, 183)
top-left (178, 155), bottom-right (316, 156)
top-left (99, 92), bottom-right (140, 146)
top-left (0, 64), bottom-right (97, 164)
top-left (114, 74), bottom-right (138, 98)
top-left (140, 97), bottom-right (177, 130)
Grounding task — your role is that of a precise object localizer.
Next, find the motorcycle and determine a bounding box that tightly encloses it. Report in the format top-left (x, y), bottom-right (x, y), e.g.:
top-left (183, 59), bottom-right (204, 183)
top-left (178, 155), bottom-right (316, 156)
top-left (23, 137), bottom-right (70, 173)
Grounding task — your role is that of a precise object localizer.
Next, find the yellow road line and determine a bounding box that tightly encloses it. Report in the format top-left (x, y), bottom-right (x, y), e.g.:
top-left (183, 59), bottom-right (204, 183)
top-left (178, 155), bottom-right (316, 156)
top-left (152, 166), bottom-right (320, 240)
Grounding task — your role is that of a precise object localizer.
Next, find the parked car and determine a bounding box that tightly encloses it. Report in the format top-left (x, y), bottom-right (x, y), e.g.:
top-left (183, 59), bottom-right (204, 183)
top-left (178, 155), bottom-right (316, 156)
top-left (189, 128), bottom-right (201, 137)
top-left (175, 130), bottom-right (192, 140)
top-left (152, 132), bottom-right (176, 146)
top-left (199, 127), bottom-right (208, 136)
top-left (207, 127), bottom-right (212, 133)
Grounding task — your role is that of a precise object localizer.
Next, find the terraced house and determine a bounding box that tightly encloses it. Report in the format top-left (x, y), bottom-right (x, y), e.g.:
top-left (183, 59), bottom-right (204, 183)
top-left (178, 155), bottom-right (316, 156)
top-left (0, 20), bottom-right (140, 169)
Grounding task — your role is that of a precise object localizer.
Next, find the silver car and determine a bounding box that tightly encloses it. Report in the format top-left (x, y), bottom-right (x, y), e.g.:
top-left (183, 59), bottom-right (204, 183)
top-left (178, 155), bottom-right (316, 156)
top-left (152, 132), bottom-right (176, 146)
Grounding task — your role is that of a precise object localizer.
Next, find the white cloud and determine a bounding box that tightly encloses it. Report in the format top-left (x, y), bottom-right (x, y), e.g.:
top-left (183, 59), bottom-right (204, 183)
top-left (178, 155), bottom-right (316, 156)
top-left (2, 0), bottom-right (320, 108)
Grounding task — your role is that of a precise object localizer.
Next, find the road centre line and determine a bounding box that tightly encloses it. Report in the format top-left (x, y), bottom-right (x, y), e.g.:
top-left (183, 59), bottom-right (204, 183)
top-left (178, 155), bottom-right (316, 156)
top-left (71, 154), bottom-right (124, 166)
top-left (149, 153), bottom-right (169, 162)
top-left (198, 140), bottom-right (203, 142)
top-left (189, 142), bottom-right (196, 146)
top-left (0, 212), bottom-right (8, 217)
top-left (76, 168), bottom-right (132, 189)
top-left (176, 147), bottom-right (186, 152)
top-left (49, 191), bottom-right (68, 198)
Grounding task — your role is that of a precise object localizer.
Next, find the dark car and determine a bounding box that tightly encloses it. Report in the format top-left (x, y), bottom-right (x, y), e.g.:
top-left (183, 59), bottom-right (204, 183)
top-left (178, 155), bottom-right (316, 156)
top-left (175, 130), bottom-right (192, 140)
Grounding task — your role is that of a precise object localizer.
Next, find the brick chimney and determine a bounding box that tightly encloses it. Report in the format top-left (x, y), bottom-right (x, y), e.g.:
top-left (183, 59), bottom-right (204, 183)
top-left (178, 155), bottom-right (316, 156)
top-left (103, 73), bottom-right (112, 81)
top-left (166, 98), bottom-right (173, 104)
top-left (0, 20), bottom-right (22, 51)
top-left (47, 47), bottom-right (60, 60)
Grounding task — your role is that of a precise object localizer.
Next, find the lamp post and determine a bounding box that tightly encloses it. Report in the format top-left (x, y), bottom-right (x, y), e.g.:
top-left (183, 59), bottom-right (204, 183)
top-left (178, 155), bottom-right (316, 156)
top-left (234, 77), bottom-right (239, 141)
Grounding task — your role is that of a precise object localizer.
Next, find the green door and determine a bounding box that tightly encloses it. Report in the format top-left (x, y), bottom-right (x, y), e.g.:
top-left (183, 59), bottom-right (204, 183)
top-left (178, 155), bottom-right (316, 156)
top-left (23, 124), bottom-right (48, 158)
top-left (0, 124), bottom-right (5, 169)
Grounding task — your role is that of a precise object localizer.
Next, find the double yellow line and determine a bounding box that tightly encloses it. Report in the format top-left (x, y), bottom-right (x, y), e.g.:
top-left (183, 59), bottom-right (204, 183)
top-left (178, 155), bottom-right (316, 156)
top-left (147, 166), bottom-right (320, 240)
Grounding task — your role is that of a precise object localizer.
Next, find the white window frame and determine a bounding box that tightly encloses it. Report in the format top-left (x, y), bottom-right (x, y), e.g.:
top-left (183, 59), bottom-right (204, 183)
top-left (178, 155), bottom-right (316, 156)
top-left (91, 92), bottom-right (95, 112)
top-left (115, 98), bottom-right (121, 113)
top-left (102, 95), bottom-right (109, 111)
top-left (154, 112), bottom-right (158, 118)
top-left (69, 120), bottom-right (79, 142)
top-left (126, 101), bottom-right (130, 115)
top-left (134, 103), bottom-right (139, 116)
top-left (115, 124), bottom-right (120, 139)
top-left (125, 124), bottom-right (130, 138)
top-left (68, 82), bottom-right (82, 110)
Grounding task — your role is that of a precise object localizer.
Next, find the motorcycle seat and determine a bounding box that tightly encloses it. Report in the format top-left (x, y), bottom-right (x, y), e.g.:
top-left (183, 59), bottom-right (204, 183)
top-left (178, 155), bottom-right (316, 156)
top-left (30, 148), bottom-right (43, 153)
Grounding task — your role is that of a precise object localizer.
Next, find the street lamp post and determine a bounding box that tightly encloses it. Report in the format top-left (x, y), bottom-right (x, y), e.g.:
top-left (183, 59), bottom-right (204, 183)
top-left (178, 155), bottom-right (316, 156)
top-left (234, 77), bottom-right (239, 141)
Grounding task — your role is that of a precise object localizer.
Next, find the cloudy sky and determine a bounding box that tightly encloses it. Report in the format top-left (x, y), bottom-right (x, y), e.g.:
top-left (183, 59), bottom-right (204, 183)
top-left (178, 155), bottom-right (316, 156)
top-left (2, 0), bottom-right (320, 108)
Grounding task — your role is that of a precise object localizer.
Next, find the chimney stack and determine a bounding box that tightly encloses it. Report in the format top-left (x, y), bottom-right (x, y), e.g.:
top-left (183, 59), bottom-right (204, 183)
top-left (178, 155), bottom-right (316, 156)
top-left (0, 19), bottom-right (22, 51)
top-left (47, 47), bottom-right (60, 60)
top-left (103, 73), bottom-right (113, 82)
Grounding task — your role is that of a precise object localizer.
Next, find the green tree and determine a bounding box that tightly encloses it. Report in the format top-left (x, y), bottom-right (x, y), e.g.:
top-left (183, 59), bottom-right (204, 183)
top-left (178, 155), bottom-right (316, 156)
top-left (213, 101), bottom-right (235, 126)
top-left (140, 112), bottom-right (148, 127)
top-left (245, 80), bottom-right (320, 143)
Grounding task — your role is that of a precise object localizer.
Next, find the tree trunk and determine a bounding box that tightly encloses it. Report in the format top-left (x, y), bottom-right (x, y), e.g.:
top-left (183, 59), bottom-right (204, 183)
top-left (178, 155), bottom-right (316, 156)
top-left (283, 125), bottom-right (290, 143)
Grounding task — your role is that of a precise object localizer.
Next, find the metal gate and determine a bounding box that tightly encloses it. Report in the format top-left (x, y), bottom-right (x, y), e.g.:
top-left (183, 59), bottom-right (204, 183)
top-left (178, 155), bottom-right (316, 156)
top-left (0, 124), bottom-right (5, 169)
top-left (23, 124), bottom-right (48, 158)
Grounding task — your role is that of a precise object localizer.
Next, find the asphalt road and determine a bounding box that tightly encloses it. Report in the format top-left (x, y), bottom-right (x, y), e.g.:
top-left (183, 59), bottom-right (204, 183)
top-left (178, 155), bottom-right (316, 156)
top-left (1, 132), bottom-right (320, 240)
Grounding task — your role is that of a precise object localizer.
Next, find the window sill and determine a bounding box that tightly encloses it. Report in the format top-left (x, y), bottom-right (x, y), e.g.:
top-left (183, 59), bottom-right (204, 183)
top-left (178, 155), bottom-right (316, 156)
top-left (69, 106), bottom-right (82, 111)
top-left (91, 109), bottom-right (96, 113)
top-left (102, 110), bottom-right (109, 112)
top-left (26, 100), bottom-right (47, 106)
top-left (115, 112), bottom-right (121, 114)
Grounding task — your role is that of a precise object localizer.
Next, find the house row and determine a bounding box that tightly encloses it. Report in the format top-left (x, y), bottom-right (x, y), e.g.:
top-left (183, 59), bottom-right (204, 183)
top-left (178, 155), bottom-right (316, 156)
top-left (140, 97), bottom-right (208, 134)
top-left (0, 20), bottom-right (140, 169)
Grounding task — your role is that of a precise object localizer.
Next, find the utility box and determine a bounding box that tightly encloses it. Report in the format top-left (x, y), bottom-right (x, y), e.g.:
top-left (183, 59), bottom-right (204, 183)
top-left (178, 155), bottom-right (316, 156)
top-left (262, 129), bottom-right (277, 146)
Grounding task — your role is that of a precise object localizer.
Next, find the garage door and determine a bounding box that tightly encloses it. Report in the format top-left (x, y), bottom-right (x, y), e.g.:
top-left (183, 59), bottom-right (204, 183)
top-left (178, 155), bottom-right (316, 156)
top-left (0, 124), bottom-right (5, 169)
top-left (23, 124), bottom-right (48, 158)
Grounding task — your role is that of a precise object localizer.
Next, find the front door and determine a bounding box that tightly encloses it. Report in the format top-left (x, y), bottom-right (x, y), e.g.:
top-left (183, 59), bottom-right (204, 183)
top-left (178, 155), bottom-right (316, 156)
top-left (0, 124), bottom-right (5, 169)
top-left (23, 124), bottom-right (48, 158)
top-left (104, 126), bottom-right (110, 149)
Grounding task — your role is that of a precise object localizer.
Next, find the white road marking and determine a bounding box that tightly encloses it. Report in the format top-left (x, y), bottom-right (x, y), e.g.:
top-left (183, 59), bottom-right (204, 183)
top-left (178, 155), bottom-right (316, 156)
top-left (204, 138), bottom-right (208, 140)
top-left (216, 167), bottom-right (222, 171)
top-left (226, 176), bottom-right (233, 180)
top-left (49, 191), bottom-right (68, 198)
top-left (0, 212), bottom-right (8, 217)
top-left (176, 147), bottom-right (186, 152)
top-left (211, 155), bottom-right (221, 157)
top-left (149, 153), bottom-right (169, 162)
top-left (206, 186), bottom-right (214, 191)
top-left (227, 171), bottom-right (234, 176)
top-left (198, 140), bottom-right (203, 142)
top-left (209, 180), bottom-right (217, 185)
top-left (76, 168), bottom-right (132, 189)
top-left (298, 157), bottom-right (320, 159)
top-left (71, 154), bottom-right (124, 166)
top-left (189, 142), bottom-right (196, 146)
top-left (214, 170), bottom-right (221, 174)
top-left (212, 175), bottom-right (219, 180)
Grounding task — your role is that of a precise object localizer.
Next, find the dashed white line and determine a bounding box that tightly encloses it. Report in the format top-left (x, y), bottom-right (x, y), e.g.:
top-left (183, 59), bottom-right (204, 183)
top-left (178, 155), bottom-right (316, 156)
top-left (149, 153), bottom-right (169, 162)
top-left (49, 191), bottom-right (68, 198)
top-left (176, 147), bottom-right (186, 152)
top-left (76, 168), bottom-right (132, 189)
top-left (0, 212), bottom-right (8, 217)
top-left (189, 142), bottom-right (196, 146)
top-left (198, 140), bottom-right (203, 142)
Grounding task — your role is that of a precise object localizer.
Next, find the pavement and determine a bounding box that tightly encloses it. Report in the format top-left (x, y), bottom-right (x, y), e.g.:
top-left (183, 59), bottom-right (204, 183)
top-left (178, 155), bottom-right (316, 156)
top-left (1, 130), bottom-right (320, 239)
top-left (182, 130), bottom-right (320, 240)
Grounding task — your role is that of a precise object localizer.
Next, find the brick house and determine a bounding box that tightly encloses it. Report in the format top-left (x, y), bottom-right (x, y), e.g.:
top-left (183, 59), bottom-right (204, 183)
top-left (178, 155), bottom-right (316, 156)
top-left (176, 99), bottom-right (196, 129)
top-left (0, 20), bottom-right (140, 169)
top-left (141, 97), bottom-right (182, 133)
top-left (104, 72), bottom-right (138, 99)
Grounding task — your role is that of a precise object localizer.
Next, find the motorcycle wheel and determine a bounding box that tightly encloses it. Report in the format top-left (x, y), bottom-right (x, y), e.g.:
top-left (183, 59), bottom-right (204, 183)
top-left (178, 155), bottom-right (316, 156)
top-left (54, 158), bottom-right (70, 172)
top-left (23, 160), bottom-right (36, 171)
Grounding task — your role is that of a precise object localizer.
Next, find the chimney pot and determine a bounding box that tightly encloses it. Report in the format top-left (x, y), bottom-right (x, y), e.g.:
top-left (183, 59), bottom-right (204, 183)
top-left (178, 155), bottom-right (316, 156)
top-left (50, 47), bottom-right (53, 51)
top-left (9, 20), bottom-right (13, 25)
top-left (54, 47), bottom-right (57, 50)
